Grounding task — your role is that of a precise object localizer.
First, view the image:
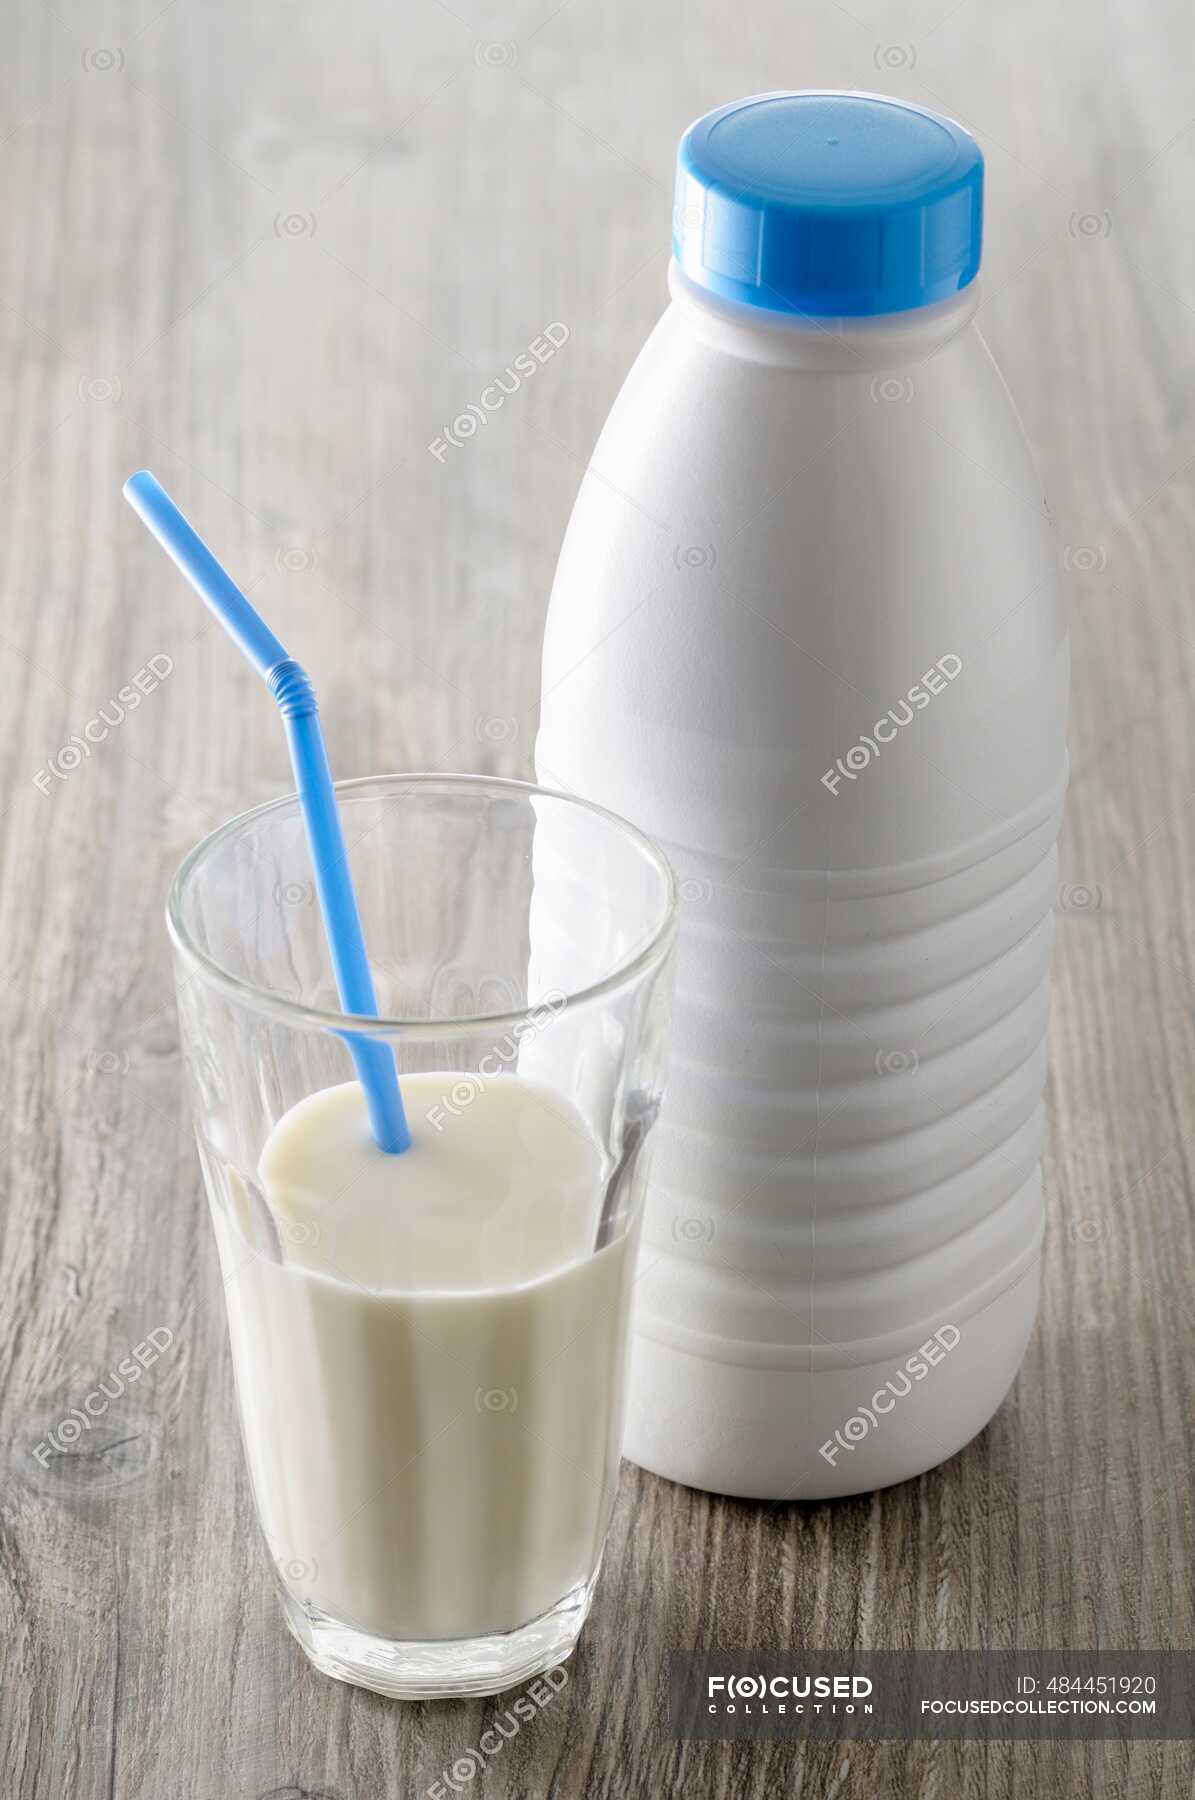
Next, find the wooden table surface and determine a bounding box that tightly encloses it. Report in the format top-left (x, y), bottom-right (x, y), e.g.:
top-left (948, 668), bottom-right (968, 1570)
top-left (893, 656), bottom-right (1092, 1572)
top-left (3, 0), bottom-right (1194, 1794)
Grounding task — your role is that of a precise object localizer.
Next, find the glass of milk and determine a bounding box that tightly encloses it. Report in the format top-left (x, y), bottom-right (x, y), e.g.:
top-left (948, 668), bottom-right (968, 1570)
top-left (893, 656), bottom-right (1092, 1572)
top-left (167, 775), bottom-right (676, 1698)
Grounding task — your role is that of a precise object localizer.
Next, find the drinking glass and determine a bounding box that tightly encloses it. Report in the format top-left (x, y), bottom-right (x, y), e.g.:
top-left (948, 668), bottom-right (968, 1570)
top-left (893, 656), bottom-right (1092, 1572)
top-left (167, 774), bottom-right (676, 1698)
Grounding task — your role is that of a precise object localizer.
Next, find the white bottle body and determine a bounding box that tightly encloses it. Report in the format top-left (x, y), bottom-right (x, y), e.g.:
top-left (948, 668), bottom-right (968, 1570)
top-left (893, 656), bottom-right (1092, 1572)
top-left (537, 267), bottom-right (1068, 1498)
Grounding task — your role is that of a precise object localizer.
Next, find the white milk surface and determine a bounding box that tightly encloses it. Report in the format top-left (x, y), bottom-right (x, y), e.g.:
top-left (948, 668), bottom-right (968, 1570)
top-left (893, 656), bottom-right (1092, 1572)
top-left (213, 1073), bottom-right (634, 1642)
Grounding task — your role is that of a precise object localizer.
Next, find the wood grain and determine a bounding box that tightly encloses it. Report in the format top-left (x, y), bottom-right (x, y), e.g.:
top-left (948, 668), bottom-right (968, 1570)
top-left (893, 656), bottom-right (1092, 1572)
top-left (2, 0), bottom-right (1194, 1794)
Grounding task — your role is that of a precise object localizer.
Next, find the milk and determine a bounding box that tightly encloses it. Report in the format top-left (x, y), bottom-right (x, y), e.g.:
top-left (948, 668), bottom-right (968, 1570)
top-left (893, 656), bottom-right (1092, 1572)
top-left (211, 1073), bottom-right (634, 1643)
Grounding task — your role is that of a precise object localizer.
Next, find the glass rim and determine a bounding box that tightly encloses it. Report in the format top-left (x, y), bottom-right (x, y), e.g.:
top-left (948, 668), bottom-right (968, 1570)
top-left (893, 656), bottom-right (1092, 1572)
top-left (166, 771), bottom-right (679, 1039)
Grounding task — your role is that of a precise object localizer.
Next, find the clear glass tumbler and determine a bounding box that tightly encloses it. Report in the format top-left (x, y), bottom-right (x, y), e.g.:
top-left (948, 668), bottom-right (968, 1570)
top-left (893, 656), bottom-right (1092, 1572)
top-left (167, 774), bottom-right (676, 1698)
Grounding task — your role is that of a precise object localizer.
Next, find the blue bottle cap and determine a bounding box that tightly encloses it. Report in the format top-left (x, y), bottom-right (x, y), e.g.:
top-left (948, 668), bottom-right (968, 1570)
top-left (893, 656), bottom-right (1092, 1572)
top-left (674, 91), bottom-right (983, 318)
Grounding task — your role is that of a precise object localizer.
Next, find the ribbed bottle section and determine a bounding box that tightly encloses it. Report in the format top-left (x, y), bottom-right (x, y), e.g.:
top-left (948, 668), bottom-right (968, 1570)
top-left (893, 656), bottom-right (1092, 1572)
top-left (633, 785), bottom-right (1065, 1366)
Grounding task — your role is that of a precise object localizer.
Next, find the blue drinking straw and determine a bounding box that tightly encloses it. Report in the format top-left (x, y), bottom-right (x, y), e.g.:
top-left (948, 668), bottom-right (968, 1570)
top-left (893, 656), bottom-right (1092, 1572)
top-left (123, 470), bottom-right (411, 1155)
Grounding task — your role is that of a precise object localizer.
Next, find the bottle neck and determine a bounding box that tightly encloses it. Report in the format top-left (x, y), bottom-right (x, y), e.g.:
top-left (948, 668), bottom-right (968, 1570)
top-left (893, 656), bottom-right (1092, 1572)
top-left (667, 260), bottom-right (980, 371)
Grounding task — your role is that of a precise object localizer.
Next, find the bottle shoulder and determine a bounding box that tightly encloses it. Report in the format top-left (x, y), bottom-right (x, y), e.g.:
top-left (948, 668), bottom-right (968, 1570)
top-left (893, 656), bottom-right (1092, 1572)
top-left (590, 290), bottom-right (1049, 531)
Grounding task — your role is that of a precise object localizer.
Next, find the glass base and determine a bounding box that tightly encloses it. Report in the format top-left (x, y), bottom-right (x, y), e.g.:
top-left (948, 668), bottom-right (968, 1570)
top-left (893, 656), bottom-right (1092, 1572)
top-left (279, 1570), bottom-right (599, 1699)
